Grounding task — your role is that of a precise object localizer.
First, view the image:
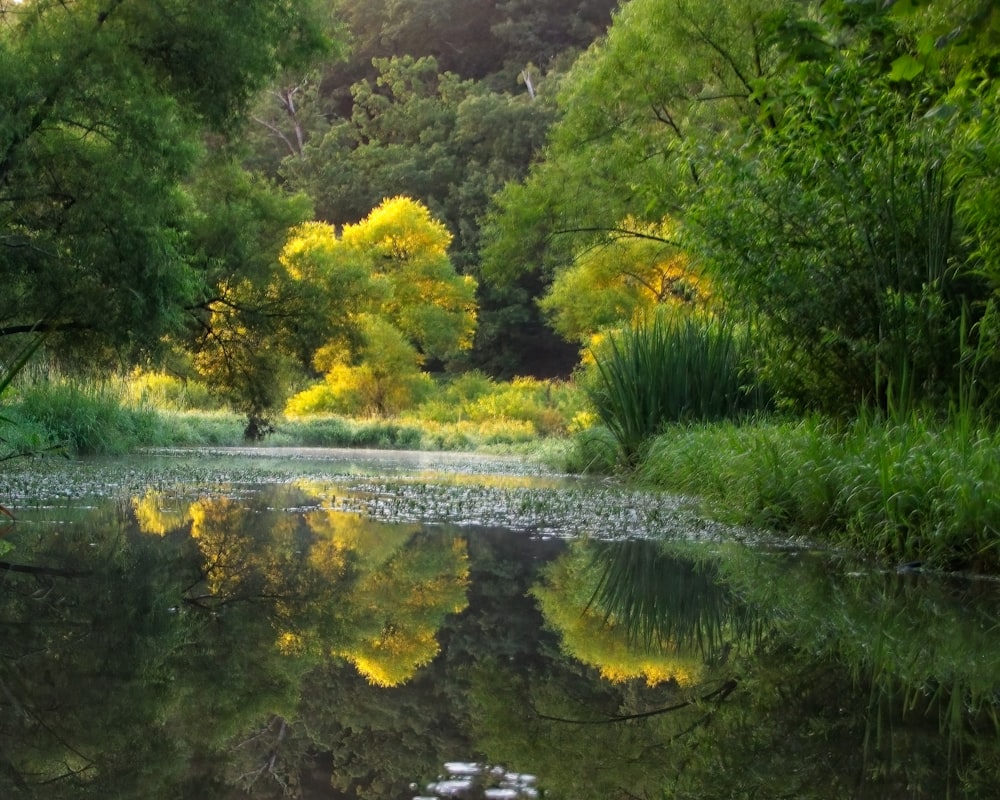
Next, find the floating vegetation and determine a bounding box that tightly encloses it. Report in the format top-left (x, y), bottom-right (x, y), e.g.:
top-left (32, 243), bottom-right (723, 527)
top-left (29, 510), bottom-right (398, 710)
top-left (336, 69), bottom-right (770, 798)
top-left (0, 448), bottom-right (752, 543)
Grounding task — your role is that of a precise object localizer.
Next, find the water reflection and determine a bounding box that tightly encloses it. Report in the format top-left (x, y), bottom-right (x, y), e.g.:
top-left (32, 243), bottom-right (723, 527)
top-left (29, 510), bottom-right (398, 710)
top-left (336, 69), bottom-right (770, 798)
top-left (0, 455), bottom-right (998, 799)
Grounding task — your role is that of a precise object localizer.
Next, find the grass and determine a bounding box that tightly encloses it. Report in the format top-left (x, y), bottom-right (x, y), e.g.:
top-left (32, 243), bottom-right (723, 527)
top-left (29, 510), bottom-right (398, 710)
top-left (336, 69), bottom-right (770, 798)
top-left (0, 373), bottom-right (582, 458)
top-left (631, 413), bottom-right (1000, 571)
top-left (587, 314), bottom-right (767, 467)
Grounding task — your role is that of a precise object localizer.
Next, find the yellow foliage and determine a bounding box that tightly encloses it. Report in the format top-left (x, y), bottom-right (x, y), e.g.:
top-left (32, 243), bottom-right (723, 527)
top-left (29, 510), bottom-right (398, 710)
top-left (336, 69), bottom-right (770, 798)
top-left (338, 533), bottom-right (470, 687)
top-left (276, 631), bottom-right (307, 656)
top-left (287, 197), bottom-right (475, 366)
top-left (132, 489), bottom-right (190, 536)
top-left (344, 627), bottom-right (441, 687)
top-left (541, 216), bottom-right (710, 345)
top-left (280, 221), bottom-right (340, 281)
top-left (340, 195), bottom-right (452, 259)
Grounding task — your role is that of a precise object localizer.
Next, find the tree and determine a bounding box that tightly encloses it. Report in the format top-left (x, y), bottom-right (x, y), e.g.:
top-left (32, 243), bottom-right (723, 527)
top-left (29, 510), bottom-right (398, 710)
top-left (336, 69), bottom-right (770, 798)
top-left (687, 2), bottom-right (993, 412)
top-left (480, 0), bottom-right (791, 287)
top-left (538, 217), bottom-right (708, 347)
top-left (482, 0), bottom-right (1000, 413)
top-left (281, 196), bottom-right (477, 415)
top-left (279, 55), bottom-right (579, 377)
top-left (0, 0), bottom-right (332, 370)
top-left (180, 161), bottom-right (314, 437)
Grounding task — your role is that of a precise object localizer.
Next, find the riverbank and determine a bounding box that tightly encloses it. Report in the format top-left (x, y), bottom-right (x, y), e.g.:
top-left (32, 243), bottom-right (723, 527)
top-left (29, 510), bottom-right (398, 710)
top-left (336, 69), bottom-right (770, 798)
top-left (4, 380), bottom-right (997, 573)
top-left (621, 414), bottom-right (1000, 574)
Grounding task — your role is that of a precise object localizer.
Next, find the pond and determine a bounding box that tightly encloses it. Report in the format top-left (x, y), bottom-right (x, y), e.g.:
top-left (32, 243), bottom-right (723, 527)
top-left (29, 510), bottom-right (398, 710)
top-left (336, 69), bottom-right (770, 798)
top-left (1, 447), bottom-right (998, 799)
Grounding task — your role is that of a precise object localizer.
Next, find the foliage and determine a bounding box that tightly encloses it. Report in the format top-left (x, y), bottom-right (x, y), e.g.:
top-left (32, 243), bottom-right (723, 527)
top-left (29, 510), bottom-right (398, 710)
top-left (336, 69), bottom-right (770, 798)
top-left (180, 163), bottom-right (316, 436)
top-left (335, 531), bottom-right (470, 687)
top-left (689, 7), bottom-right (982, 413)
top-left (587, 313), bottom-right (767, 466)
top-left (416, 372), bottom-right (585, 437)
top-left (278, 54), bottom-right (573, 377)
top-left (538, 216), bottom-right (709, 346)
top-left (585, 539), bottom-right (764, 660)
top-left (0, 0), bottom-right (332, 370)
top-left (482, 0), bottom-right (1000, 415)
top-left (533, 542), bottom-right (707, 686)
top-left (286, 317), bottom-right (436, 417)
top-left (636, 412), bottom-right (1000, 571)
top-left (281, 196), bottom-right (477, 370)
top-left (124, 370), bottom-right (222, 412)
top-left (479, 0), bottom-right (790, 286)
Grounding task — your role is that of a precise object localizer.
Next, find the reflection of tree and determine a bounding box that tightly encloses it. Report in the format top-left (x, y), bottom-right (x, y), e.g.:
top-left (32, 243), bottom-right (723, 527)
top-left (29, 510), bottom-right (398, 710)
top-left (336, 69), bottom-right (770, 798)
top-left (337, 531), bottom-right (470, 687)
top-left (533, 541), bottom-right (712, 686)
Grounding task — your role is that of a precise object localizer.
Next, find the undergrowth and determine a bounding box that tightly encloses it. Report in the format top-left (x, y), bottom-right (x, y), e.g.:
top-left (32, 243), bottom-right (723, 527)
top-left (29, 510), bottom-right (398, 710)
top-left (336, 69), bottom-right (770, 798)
top-left (631, 413), bottom-right (1000, 571)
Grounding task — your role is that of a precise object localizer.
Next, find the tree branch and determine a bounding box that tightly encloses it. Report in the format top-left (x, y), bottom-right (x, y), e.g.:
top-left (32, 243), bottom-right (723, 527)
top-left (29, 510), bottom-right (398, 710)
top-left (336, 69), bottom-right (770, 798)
top-left (534, 678), bottom-right (739, 725)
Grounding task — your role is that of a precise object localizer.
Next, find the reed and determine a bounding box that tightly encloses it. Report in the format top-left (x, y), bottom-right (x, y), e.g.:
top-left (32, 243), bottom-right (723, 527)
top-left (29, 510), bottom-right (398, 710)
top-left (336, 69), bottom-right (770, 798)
top-left (8, 379), bottom-right (163, 456)
top-left (587, 314), bottom-right (765, 467)
top-left (586, 539), bottom-right (764, 660)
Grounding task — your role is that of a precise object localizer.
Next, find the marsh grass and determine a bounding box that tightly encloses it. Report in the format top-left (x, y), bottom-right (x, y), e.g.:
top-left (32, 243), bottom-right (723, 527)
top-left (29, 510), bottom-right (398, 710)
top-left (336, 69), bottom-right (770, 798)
top-left (7, 379), bottom-right (164, 456)
top-left (637, 414), bottom-right (1000, 569)
top-left (588, 315), bottom-right (766, 467)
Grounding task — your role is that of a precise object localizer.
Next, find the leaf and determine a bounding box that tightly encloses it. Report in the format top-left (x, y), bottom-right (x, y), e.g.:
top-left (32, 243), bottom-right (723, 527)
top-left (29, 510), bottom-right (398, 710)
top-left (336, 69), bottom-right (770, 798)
top-left (888, 54), bottom-right (925, 82)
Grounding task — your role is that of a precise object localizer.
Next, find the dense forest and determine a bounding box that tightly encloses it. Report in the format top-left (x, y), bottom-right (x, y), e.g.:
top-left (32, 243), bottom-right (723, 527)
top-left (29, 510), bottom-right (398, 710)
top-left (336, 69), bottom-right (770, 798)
top-left (0, 0), bottom-right (617, 434)
top-left (3, 0), bottom-right (1000, 562)
top-left (3, 0), bottom-right (998, 423)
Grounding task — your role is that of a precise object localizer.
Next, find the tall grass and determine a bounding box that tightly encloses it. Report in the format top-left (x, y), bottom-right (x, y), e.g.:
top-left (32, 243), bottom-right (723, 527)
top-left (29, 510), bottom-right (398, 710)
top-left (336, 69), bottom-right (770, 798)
top-left (588, 314), bottom-right (767, 466)
top-left (636, 413), bottom-right (1000, 570)
top-left (7, 380), bottom-right (164, 456)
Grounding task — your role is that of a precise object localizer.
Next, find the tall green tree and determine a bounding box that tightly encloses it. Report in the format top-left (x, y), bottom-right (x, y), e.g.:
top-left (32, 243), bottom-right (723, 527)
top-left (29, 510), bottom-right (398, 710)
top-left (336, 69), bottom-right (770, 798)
top-left (480, 0), bottom-right (790, 287)
top-left (483, 0), bottom-right (1000, 412)
top-left (0, 0), bottom-right (332, 369)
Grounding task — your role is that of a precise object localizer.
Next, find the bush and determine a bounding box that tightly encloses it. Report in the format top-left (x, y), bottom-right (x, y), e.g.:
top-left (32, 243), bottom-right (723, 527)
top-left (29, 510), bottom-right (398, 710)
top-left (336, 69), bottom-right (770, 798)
top-left (417, 373), bottom-right (586, 436)
top-left (587, 313), bottom-right (768, 466)
top-left (125, 370), bottom-right (221, 411)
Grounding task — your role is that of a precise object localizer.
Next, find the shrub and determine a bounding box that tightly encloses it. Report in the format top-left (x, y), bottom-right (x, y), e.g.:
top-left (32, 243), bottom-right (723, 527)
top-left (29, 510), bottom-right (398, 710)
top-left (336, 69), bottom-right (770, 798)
top-left (587, 313), bottom-right (767, 466)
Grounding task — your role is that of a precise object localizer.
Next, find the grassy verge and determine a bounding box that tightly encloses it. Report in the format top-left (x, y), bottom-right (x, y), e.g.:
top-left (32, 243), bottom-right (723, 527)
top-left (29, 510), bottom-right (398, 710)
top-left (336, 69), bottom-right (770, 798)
top-left (0, 377), bottom-right (575, 459)
top-left (628, 414), bottom-right (1000, 571)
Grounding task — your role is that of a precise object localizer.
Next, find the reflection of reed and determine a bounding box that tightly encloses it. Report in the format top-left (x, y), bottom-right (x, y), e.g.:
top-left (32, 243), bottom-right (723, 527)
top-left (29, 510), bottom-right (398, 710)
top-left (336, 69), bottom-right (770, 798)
top-left (586, 539), bottom-right (764, 660)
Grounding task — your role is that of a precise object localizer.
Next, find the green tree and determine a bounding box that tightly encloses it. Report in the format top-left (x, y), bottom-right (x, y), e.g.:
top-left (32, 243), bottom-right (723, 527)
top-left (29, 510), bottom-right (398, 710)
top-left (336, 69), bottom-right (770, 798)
top-left (0, 0), bottom-right (331, 370)
top-left (480, 0), bottom-right (790, 287)
top-left (688, 2), bottom-right (992, 412)
top-left (483, 0), bottom-right (1000, 413)
top-left (181, 161), bottom-right (315, 437)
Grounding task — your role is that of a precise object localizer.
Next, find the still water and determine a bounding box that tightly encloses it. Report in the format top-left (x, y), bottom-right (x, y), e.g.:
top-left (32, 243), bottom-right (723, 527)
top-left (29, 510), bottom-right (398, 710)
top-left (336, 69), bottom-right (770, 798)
top-left (1, 447), bottom-right (998, 799)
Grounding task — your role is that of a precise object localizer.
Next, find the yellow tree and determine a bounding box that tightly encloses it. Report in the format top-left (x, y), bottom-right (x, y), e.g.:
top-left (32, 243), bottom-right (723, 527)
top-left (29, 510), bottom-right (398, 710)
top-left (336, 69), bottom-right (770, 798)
top-left (539, 217), bottom-right (709, 349)
top-left (281, 196), bottom-right (477, 415)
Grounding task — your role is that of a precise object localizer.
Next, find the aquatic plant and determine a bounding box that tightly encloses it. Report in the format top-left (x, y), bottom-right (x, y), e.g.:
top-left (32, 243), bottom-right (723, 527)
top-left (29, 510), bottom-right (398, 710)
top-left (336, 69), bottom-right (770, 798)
top-left (587, 313), bottom-right (765, 467)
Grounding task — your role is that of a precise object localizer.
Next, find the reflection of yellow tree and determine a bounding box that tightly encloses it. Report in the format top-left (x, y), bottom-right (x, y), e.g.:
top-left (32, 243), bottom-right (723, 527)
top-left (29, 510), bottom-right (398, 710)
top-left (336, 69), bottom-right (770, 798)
top-left (132, 484), bottom-right (471, 687)
top-left (132, 489), bottom-right (190, 536)
top-left (533, 545), bottom-right (703, 687)
top-left (338, 535), bottom-right (470, 687)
